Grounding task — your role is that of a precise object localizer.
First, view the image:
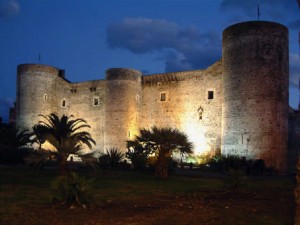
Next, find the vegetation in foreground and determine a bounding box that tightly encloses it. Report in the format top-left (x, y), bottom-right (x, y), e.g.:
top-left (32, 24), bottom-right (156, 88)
top-left (0, 167), bottom-right (295, 225)
top-left (0, 114), bottom-right (298, 224)
top-left (26, 113), bottom-right (97, 174)
top-left (126, 126), bottom-right (193, 178)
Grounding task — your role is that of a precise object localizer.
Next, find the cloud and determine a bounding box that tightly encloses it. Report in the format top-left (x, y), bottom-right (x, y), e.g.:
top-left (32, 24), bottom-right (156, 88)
top-left (164, 50), bottom-right (193, 72)
top-left (106, 18), bottom-right (221, 72)
top-left (0, 0), bottom-right (19, 20)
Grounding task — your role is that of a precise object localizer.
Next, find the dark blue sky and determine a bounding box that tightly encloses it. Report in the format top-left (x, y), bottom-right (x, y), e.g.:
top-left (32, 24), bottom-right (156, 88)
top-left (0, 0), bottom-right (299, 122)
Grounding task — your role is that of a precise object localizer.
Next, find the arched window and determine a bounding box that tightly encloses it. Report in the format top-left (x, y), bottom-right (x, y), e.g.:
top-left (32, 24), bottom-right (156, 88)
top-left (61, 99), bottom-right (66, 107)
top-left (198, 106), bottom-right (203, 120)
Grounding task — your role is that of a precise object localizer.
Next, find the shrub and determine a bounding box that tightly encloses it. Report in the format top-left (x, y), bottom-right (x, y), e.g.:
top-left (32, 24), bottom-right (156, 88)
top-left (51, 172), bottom-right (94, 207)
top-left (206, 155), bottom-right (269, 176)
top-left (98, 154), bottom-right (110, 169)
top-left (207, 155), bottom-right (247, 172)
top-left (126, 141), bottom-right (151, 171)
top-left (98, 148), bottom-right (124, 169)
top-left (245, 159), bottom-right (266, 175)
top-left (0, 145), bottom-right (33, 164)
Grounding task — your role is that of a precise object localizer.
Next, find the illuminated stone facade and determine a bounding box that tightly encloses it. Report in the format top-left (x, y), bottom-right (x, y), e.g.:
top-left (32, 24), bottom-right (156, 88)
top-left (16, 21), bottom-right (289, 172)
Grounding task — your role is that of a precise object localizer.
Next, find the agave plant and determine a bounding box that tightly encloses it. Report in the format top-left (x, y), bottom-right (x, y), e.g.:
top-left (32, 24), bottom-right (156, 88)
top-left (99, 148), bottom-right (124, 169)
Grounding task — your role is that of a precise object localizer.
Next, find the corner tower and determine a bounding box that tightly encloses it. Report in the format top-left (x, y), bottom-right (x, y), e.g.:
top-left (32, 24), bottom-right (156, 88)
top-left (105, 68), bottom-right (142, 152)
top-left (221, 21), bottom-right (289, 172)
top-left (16, 64), bottom-right (60, 130)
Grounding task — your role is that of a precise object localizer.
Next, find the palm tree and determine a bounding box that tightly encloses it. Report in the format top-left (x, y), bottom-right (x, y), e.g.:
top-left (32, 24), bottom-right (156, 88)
top-left (131, 126), bottom-right (193, 178)
top-left (15, 129), bottom-right (35, 149)
top-left (32, 124), bottom-right (47, 150)
top-left (30, 113), bottom-right (96, 175)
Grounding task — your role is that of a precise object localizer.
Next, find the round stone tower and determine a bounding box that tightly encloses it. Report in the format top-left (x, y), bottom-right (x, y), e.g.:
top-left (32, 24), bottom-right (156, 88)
top-left (105, 68), bottom-right (142, 152)
top-left (221, 21), bottom-right (289, 172)
top-left (16, 64), bottom-right (60, 130)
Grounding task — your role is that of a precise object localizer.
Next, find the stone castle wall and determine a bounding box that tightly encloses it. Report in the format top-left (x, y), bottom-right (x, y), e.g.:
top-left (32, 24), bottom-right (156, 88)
top-left (16, 64), bottom-right (61, 129)
top-left (16, 21), bottom-right (289, 171)
top-left (222, 21), bottom-right (289, 171)
top-left (58, 80), bottom-right (107, 152)
top-left (140, 60), bottom-right (222, 156)
top-left (105, 68), bottom-right (142, 151)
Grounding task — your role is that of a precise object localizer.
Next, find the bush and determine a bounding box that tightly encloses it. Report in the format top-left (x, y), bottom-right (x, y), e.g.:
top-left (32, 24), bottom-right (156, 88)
top-left (98, 154), bottom-right (110, 169)
top-left (0, 122), bottom-right (34, 164)
top-left (51, 172), bottom-right (94, 207)
top-left (126, 141), bottom-right (151, 171)
top-left (0, 145), bottom-right (33, 164)
top-left (98, 148), bottom-right (124, 169)
top-left (245, 159), bottom-right (266, 175)
top-left (207, 155), bottom-right (247, 172)
top-left (206, 155), bottom-right (269, 176)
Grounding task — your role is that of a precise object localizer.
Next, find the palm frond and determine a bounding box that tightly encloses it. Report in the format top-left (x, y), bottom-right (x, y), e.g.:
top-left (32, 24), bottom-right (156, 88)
top-left (24, 149), bottom-right (57, 169)
top-left (16, 129), bottom-right (35, 148)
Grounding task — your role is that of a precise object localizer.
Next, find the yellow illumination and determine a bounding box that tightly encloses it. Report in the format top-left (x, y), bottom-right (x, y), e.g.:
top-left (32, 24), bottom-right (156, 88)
top-left (41, 140), bottom-right (56, 151)
top-left (178, 103), bottom-right (214, 164)
top-left (182, 121), bottom-right (210, 155)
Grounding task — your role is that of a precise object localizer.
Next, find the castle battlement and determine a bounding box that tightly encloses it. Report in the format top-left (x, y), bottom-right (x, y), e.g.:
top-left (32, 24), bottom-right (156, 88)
top-left (142, 70), bottom-right (203, 84)
top-left (106, 68), bottom-right (142, 81)
top-left (17, 64), bottom-right (59, 76)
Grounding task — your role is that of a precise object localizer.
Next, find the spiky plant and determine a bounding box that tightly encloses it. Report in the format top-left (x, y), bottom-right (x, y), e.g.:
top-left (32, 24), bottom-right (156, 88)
top-left (99, 148), bottom-right (124, 169)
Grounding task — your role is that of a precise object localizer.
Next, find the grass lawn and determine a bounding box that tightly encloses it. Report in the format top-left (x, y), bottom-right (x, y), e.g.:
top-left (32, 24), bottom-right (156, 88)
top-left (0, 166), bottom-right (296, 225)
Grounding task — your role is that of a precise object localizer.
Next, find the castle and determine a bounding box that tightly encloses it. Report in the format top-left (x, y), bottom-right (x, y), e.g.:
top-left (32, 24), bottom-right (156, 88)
top-left (16, 21), bottom-right (290, 172)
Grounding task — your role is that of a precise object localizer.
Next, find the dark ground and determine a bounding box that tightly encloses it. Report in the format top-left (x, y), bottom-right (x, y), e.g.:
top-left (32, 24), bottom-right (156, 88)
top-left (0, 166), bottom-right (296, 225)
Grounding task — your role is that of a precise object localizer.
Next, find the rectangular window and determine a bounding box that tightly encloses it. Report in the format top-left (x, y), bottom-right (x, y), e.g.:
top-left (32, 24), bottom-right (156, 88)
top-left (90, 87), bottom-right (96, 92)
top-left (43, 94), bottom-right (48, 101)
top-left (93, 97), bottom-right (99, 106)
top-left (208, 91), bottom-right (214, 100)
top-left (62, 99), bottom-right (66, 107)
top-left (160, 93), bottom-right (166, 101)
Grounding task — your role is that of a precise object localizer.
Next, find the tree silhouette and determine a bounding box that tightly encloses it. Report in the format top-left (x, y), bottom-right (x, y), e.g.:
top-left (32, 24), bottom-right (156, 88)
top-left (28, 113), bottom-right (96, 174)
top-left (130, 126), bottom-right (193, 178)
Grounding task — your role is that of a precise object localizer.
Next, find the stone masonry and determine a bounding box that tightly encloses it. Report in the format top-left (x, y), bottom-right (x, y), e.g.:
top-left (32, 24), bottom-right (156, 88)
top-left (16, 21), bottom-right (289, 172)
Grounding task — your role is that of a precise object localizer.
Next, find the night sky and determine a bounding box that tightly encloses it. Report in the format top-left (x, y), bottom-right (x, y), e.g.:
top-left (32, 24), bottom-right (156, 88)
top-left (0, 0), bottom-right (299, 122)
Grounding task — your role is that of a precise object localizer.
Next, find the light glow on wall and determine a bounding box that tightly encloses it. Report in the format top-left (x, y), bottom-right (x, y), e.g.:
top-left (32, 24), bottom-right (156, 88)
top-left (181, 118), bottom-right (210, 156)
